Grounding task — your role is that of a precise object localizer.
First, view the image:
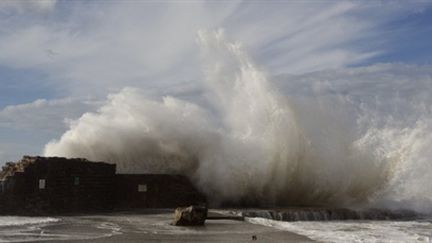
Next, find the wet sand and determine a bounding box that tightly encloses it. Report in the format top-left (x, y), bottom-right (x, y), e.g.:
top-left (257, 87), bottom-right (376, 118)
top-left (31, 210), bottom-right (313, 242)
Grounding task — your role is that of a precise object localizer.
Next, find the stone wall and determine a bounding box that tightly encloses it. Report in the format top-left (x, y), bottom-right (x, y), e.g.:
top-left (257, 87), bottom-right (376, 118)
top-left (0, 156), bottom-right (206, 215)
top-left (0, 156), bottom-right (116, 215)
top-left (115, 174), bottom-right (206, 209)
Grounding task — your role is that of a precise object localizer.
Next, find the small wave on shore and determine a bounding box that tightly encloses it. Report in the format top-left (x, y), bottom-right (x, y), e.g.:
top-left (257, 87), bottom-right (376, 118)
top-left (0, 216), bottom-right (123, 242)
top-left (0, 216), bottom-right (59, 227)
top-left (247, 217), bottom-right (432, 243)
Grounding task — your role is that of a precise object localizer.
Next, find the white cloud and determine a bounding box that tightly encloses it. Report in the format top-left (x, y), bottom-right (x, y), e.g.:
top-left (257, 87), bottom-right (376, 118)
top-left (0, 142), bottom-right (39, 164)
top-left (0, 96), bottom-right (100, 163)
top-left (0, 1), bottom-right (430, 98)
top-left (0, 97), bottom-right (100, 132)
top-left (0, 0), bottom-right (57, 13)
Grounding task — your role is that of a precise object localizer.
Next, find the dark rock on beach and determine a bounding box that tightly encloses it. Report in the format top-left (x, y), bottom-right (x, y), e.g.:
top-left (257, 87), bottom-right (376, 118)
top-left (173, 205), bottom-right (208, 226)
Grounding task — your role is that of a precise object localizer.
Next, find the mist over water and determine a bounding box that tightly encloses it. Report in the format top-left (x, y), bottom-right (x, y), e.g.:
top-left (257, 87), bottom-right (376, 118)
top-left (44, 30), bottom-right (432, 212)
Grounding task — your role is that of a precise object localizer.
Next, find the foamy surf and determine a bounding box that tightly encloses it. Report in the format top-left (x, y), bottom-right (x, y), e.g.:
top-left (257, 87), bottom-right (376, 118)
top-left (240, 208), bottom-right (419, 221)
top-left (0, 216), bottom-right (59, 227)
top-left (0, 217), bottom-right (60, 243)
top-left (247, 217), bottom-right (432, 243)
top-left (0, 216), bottom-right (122, 242)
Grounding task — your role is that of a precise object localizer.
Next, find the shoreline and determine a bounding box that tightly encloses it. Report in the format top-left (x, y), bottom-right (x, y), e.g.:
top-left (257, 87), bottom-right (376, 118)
top-left (0, 210), bottom-right (314, 242)
top-left (1, 209), bottom-right (430, 242)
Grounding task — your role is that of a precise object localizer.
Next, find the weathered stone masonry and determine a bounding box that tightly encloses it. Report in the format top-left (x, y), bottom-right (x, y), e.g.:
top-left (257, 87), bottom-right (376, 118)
top-left (0, 156), bottom-right (205, 215)
top-left (115, 174), bottom-right (205, 209)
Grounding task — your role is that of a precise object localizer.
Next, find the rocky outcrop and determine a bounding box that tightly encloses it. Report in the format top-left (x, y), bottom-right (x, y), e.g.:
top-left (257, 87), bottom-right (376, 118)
top-left (173, 205), bottom-right (207, 226)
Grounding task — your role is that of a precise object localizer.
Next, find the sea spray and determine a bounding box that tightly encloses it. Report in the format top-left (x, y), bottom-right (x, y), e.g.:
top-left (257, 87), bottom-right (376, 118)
top-left (44, 30), bottom-right (432, 212)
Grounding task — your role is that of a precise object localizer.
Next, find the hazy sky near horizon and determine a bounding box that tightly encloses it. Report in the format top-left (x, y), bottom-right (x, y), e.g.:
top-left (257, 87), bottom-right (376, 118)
top-left (0, 0), bottom-right (432, 163)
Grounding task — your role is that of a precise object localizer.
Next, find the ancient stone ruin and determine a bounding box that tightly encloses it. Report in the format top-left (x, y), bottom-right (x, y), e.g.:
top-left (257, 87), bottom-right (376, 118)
top-left (0, 156), bottom-right (206, 215)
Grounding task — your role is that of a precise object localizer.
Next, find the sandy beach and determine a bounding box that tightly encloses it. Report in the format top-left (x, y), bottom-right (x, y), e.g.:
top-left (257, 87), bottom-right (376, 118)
top-left (0, 210), bottom-right (313, 242)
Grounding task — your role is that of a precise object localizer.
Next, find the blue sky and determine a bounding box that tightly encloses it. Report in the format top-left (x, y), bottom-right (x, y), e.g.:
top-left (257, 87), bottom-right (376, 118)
top-left (367, 5), bottom-right (432, 64)
top-left (0, 0), bottom-right (432, 163)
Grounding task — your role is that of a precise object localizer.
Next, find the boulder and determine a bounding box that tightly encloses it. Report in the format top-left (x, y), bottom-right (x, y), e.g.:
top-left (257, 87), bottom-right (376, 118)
top-left (173, 205), bottom-right (207, 226)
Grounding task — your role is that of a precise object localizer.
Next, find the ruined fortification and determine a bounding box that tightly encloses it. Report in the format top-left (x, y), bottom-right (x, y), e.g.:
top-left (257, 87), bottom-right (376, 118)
top-left (0, 156), bottom-right (205, 215)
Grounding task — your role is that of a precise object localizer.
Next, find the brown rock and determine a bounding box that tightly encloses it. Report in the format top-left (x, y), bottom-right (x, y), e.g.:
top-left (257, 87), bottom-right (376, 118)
top-left (173, 205), bottom-right (207, 226)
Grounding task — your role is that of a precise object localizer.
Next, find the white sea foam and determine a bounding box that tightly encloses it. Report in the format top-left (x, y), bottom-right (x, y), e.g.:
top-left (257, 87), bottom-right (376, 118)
top-left (0, 216), bottom-right (59, 227)
top-left (0, 217), bottom-right (121, 242)
top-left (247, 217), bottom-right (432, 243)
top-left (44, 29), bottom-right (432, 212)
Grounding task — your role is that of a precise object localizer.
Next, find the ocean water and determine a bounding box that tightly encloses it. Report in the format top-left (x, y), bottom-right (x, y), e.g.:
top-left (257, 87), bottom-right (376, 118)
top-left (0, 212), bottom-right (287, 242)
top-left (247, 217), bottom-right (432, 243)
top-left (0, 217), bottom-right (59, 227)
top-left (0, 214), bottom-right (431, 242)
top-left (0, 216), bottom-right (119, 242)
top-left (0, 216), bottom-right (60, 242)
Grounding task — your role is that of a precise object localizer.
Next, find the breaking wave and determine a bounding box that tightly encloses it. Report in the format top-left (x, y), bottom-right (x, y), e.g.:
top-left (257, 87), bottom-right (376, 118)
top-left (44, 30), bottom-right (432, 212)
top-left (247, 217), bottom-right (432, 243)
top-left (0, 216), bottom-right (59, 226)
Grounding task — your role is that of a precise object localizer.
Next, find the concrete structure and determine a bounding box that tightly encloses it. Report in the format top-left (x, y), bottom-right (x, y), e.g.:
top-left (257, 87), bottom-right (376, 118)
top-left (0, 156), bottom-right (205, 215)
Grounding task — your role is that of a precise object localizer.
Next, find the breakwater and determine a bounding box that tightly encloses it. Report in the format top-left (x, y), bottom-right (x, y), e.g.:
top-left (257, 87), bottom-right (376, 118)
top-left (240, 208), bottom-right (420, 221)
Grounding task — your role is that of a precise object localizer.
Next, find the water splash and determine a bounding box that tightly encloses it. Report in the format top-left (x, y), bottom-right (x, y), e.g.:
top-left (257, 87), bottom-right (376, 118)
top-left (44, 30), bottom-right (432, 212)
